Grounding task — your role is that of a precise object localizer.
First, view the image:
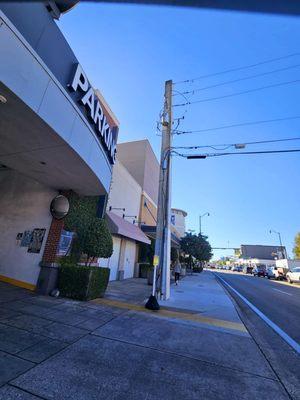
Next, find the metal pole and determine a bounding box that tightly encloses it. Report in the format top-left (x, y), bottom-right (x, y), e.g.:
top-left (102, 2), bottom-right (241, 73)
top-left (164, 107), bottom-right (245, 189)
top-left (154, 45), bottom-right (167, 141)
top-left (199, 215), bottom-right (201, 235)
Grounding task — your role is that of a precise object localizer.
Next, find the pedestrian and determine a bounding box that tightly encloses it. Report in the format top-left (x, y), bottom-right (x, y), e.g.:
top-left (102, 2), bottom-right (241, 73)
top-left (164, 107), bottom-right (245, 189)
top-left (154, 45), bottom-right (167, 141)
top-left (174, 259), bottom-right (181, 285)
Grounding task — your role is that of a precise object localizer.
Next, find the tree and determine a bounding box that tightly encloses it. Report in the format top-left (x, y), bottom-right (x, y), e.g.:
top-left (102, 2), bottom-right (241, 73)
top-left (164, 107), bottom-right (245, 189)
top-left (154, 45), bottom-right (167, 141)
top-left (180, 233), bottom-right (213, 265)
top-left (64, 194), bottom-right (113, 265)
top-left (293, 232), bottom-right (300, 259)
top-left (171, 247), bottom-right (179, 263)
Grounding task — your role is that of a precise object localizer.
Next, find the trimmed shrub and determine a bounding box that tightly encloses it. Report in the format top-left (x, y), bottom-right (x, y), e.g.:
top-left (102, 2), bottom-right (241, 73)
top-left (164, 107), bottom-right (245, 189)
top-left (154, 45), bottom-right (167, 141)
top-left (139, 263), bottom-right (152, 279)
top-left (58, 266), bottom-right (110, 301)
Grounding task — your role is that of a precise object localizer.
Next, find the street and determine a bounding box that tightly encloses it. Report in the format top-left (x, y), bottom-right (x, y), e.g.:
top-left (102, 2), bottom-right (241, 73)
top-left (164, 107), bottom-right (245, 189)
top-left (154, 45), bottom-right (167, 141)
top-left (215, 271), bottom-right (300, 345)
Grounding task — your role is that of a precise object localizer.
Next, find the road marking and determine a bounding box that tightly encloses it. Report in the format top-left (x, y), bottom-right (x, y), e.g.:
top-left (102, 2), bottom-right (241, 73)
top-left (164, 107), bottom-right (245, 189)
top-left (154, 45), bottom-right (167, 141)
top-left (92, 298), bottom-right (247, 333)
top-left (216, 275), bottom-right (300, 354)
top-left (272, 288), bottom-right (292, 296)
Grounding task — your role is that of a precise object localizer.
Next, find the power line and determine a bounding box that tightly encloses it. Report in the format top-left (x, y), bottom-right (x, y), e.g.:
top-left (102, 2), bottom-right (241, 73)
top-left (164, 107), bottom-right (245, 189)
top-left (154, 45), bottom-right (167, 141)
top-left (173, 136), bottom-right (300, 151)
top-left (175, 116), bottom-right (300, 135)
top-left (174, 52), bottom-right (300, 84)
top-left (178, 64), bottom-right (300, 96)
top-left (184, 149), bottom-right (300, 159)
top-left (173, 79), bottom-right (300, 107)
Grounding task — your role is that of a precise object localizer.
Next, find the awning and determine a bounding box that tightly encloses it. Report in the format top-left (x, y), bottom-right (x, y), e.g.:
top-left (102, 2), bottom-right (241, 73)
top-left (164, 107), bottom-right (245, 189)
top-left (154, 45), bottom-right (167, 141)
top-left (106, 212), bottom-right (151, 245)
top-left (141, 225), bottom-right (181, 248)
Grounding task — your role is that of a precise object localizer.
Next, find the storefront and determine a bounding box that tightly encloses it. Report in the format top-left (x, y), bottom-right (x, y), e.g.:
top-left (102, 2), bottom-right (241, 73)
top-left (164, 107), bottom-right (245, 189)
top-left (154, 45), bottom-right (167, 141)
top-left (0, 2), bottom-right (118, 290)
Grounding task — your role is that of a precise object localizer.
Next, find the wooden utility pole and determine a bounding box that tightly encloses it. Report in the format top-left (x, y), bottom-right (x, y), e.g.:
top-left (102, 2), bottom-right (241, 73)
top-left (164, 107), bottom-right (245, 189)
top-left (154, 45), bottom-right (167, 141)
top-left (153, 79), bottom-right (173, 301)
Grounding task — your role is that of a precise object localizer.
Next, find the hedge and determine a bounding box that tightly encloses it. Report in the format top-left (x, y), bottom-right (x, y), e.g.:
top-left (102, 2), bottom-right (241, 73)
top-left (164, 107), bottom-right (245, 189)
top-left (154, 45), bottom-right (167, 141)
top-left (58, 266), bottom-right (110, 301)
top-left (139, 263), bottom-right (152, 279)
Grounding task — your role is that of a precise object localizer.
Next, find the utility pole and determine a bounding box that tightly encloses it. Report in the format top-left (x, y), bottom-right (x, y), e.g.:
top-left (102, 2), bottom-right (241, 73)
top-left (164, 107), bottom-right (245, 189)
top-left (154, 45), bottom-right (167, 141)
top-left (153, 80), bottom-right (173, 301)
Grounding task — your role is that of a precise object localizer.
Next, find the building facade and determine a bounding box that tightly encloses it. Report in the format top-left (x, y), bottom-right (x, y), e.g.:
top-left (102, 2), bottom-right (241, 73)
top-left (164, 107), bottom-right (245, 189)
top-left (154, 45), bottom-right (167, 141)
top-left (100, 160), bottom-right (150, 280)
top-left (171, 208), bottom-right (187, 238)
top-left (0, 2), bottom-right (118, 290)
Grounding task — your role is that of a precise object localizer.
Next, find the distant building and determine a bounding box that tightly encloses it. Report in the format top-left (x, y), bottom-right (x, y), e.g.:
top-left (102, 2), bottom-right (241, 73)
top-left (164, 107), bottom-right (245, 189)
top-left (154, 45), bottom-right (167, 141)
top-left (101, 139), bottom-right (182, 281)
top-left (240, 244), bottom-right (286, 260)
top-left (171, 208), bottom-right (187, 238)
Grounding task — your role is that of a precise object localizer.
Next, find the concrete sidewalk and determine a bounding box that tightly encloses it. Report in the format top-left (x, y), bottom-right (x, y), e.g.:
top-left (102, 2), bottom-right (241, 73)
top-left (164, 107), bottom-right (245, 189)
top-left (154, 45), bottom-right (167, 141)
top-left (0, 273), bottom-right (290, 399)
top-left (159, 271), bottom-right (242, 322)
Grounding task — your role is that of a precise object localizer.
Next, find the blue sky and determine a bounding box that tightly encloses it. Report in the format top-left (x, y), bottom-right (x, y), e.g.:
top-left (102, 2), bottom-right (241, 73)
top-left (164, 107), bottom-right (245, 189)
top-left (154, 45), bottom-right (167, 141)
top-left (58, 3), bottom-right (300, 258)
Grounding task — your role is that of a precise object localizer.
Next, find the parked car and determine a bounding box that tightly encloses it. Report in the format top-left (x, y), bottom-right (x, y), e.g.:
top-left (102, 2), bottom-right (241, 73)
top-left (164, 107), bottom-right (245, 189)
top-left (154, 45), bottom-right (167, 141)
top-left (252, 265), bottom-right (267, 277)
top-left (286, 267), bottom-right (300, 284)
top-left (267, 266), bottom-right (285, 280)
top-left (231, 265), bottom-right (239, 272)
top-left (243, 265), bottom-right (253, 274)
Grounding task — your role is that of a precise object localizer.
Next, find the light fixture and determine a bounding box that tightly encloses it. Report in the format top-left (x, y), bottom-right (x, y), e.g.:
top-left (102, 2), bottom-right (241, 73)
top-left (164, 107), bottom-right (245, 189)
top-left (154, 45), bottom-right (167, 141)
top-left (0, 95), bottom-right (7, 104)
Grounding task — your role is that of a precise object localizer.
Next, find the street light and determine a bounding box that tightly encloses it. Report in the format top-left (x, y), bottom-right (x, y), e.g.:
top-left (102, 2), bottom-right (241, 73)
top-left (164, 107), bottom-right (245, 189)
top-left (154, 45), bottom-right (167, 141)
top-left (269, 229), bottom-right (286, 259)
top-left (199, 212), bottom-right (210, 235)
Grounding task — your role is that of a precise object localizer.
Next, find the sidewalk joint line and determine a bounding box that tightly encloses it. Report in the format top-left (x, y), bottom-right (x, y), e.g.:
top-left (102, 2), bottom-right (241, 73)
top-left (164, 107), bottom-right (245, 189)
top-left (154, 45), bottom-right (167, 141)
top-left (91, 332), bottom-right (279, 383)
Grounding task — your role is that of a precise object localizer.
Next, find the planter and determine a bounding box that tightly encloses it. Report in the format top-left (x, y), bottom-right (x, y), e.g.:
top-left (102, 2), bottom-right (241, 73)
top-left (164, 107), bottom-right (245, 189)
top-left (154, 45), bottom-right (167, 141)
top-left (147, 269), bottom-right (154, 285)
top-left (58, 266), bottom-right (110, 301)
top-left (36, 263), bottom-right (59, 295)
top-left (139, 263), bottom-right (151, 279)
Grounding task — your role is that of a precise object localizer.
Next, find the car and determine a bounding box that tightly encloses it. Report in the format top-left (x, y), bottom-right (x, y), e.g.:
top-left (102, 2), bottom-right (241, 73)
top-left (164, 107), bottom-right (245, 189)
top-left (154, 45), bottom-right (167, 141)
top-left (286, 267), bottom-right (300, 284)
top-left (267, 266), bottom-right (285, 280)
top-left (252, 265), bottom-right (267, 277)
top-left (243, 265), bottom-right (253, 274)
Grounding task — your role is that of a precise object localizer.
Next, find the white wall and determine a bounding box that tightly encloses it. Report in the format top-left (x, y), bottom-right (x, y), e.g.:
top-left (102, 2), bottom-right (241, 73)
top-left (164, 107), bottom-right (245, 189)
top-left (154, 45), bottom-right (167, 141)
top-left (107, 160), bottom-right (142, 220)
top-left (0, 170), bottom-right (56, 285)
top-left (98, 236), bottom-right (121, 281)
top-left (171, 209), bottom-right (186, 238)
top-left (123, 240), bottom-right (137, 279)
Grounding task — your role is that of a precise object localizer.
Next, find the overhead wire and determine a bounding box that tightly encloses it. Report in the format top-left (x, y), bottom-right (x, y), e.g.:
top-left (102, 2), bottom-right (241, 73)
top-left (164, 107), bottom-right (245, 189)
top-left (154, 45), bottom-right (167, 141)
top-left (173, 79), bottom-right (300, 107)
top-left (184, 149), bottom-right (300, 158)
top-left (174, 116), bottom-right (300, 135)
top-left (173, 136), bottom-right (300, 151)
top-left (176, 64), bottom-right (300, 96)
top-left (174, 52), bottom-right (300, 84)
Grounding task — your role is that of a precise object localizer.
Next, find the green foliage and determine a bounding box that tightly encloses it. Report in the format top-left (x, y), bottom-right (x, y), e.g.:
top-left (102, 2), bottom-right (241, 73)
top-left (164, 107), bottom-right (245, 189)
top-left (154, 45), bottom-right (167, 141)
top-left (171, 247), bottom-right (179, 263)
top-left (64, 194), bottom-right (113, 263)
top-left (293, 232), bottom-right (300, 259)
top-left (58, 266), bottom-right (110, 301)
top-left (139, 263), bottom-right (153, 278)
top-left (57, 255), bottom-right (78, 267)
top-left (139, 239), bottom-right (155, 264)
top-left (180, 233), bottom-right (213, 262)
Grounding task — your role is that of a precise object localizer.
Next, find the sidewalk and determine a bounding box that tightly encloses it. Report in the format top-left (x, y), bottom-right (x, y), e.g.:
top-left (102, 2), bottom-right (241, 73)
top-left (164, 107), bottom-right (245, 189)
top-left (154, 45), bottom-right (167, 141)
top-left (160, 271), bottom-right (242, 323)
top-left (0, 273), bottom-right (290, 399)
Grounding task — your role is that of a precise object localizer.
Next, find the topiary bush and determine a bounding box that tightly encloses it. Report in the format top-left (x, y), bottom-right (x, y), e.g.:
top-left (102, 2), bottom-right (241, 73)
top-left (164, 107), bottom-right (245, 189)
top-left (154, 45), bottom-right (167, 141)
top-left (58, 266), bottom-right (110, 301)
top-left (64, 194), bottom-right (113, 264)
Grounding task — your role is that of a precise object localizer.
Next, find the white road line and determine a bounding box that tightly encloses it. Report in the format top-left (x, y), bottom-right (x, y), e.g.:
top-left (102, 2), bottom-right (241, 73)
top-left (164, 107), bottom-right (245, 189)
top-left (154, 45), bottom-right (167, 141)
top-left (273, 288), bottom-right (292, 296)
top-left (217, 274), bottom-right (300, 355)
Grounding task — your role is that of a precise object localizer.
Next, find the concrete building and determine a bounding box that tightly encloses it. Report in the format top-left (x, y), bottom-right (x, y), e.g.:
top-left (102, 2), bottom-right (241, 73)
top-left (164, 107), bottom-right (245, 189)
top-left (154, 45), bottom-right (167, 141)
top-left (0, 3), bottom-right (118, 290)
top-left (117, 140), bottom-right (181, 248)
top-left (240, 244), bottom-right (286, 260)
top-left (171, 208), bottom-right (188, 238)
top-left (100, 160), bottom-right (150, 281)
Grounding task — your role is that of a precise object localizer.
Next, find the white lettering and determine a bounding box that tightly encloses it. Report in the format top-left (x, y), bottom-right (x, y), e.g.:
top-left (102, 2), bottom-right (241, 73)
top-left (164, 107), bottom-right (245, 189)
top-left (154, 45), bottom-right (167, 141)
top-left (80, 87), bottom-right (95, 120)
top-left (68, 63), bottom-right (118, 164)
top-left (93, 101), bottom-right (104, 132)
top-left (68, 64), bottom-right (89, 93)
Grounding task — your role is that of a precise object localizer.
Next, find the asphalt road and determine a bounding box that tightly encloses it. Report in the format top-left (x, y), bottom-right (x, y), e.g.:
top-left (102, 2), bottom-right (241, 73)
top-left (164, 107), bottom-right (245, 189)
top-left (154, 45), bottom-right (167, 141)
top-left (215, 271), bottom-right (300, 344)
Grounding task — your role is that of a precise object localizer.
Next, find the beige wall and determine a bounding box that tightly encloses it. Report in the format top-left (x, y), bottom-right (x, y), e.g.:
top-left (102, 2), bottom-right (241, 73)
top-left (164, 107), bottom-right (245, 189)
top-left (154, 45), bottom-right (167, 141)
top-left (140, 194), bottom-right (157, 226)
top-left (117, 140), bottom-right (159, 205)
top-left (107, 160), bottom-right (142, 220)
top-left (0, 169), bottom-right (56, 286)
